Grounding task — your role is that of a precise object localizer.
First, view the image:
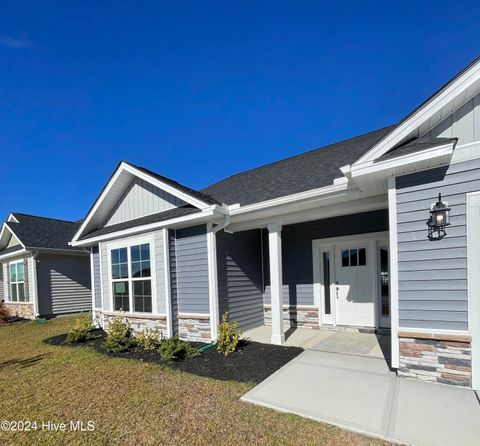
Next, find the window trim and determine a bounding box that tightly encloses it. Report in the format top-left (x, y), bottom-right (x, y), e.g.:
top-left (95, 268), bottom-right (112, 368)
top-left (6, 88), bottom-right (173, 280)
top-left (106, 234), bottom-right (157, 315)
top-left (8, 259), bottom-right (28, 303)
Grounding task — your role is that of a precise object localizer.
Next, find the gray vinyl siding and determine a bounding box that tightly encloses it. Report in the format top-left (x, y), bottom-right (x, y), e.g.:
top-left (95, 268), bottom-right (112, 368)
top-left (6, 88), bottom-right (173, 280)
top-left (105, 177), bottom-right (186, 226)
top-left (396, 158), bottom-right (480, 331)
top-left (173, 225), bottom-right (210, 314)
top-left (36, 254), bottom-right (91, 316)
top-left (426, 93), bottom-right (480, 146)
top-left (92, 246), bottom-right (102, 309)
top-left (168, 230), bottom-right (179, 335)
top-left (217, 229), bottom-right (264, 330)
top-left (263, 210), bottom-right (389, 306)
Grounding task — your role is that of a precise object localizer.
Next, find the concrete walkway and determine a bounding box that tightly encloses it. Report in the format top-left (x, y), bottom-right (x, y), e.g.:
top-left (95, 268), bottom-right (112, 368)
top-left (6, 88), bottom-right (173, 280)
top-left (242, 350), bottom-right (480, 446)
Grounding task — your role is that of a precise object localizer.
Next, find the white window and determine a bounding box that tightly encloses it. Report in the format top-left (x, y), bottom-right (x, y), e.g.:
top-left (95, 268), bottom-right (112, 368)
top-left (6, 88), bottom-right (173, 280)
top-left (9, 260), bottom-right (26, 302)
top-left (109, 240), bottom-right (154, 313)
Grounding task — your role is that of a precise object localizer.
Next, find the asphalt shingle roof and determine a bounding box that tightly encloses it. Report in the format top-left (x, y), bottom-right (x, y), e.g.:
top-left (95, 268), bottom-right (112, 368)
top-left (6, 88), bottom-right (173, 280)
top-left (201, 126), bottom-right (395, 206)
top-left (3, 213), bottom-right (84, 252)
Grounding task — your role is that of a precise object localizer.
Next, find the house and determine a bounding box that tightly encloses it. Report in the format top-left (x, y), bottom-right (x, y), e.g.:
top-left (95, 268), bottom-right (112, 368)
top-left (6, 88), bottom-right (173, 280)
top-left (71, 56), bottom-right (480, 389)
top-left (0, 213), bottom-right (92, 319)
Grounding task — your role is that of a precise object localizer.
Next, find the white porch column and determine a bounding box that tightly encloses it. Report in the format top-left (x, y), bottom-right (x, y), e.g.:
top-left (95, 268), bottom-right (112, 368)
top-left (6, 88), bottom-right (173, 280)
top-left (268, 223), bottom-right (285, 345)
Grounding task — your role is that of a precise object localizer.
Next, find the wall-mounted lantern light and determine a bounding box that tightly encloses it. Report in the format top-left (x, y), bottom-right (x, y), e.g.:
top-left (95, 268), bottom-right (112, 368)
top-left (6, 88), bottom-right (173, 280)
top-left (427, 193), bottom-right (450, 240)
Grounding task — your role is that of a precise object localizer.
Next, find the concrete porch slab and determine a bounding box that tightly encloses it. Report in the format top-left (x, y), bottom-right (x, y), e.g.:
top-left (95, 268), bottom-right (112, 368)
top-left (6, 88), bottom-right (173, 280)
top-left (242, 349), bottom-right (480, 446)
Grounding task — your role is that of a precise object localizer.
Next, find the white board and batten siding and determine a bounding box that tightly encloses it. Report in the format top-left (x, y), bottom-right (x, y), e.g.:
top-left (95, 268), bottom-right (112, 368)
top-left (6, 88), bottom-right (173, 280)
top-left (104, 177), bottom-right (186, 227)
top-left (425, 92), bottom-right (480, 146)
top-left (0, 265), bottom-right (3, 301)
top-left (36, 254), bottom-right (91, 316)
top-left (99, 230), bottom-right (167, 314)
top-left (396, 158), bottom-right (480, 331)
top-left (92, 246), bottom-right (102, 309)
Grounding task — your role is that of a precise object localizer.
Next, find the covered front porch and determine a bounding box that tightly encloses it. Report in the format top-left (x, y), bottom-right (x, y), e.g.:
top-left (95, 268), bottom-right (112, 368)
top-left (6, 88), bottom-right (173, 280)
top-left (242, 325), bottom-right (391, 361)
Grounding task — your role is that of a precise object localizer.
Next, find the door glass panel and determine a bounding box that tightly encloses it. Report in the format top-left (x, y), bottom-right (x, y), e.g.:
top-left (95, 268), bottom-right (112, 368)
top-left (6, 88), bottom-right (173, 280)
top-left (341, 250), bottom-right (349, 267)
top-left (380, 248), bottom-right (389, 316)
top-left (322, 252), bottom-right (331, 315)
top-left (358, 248), bottom-right (366, 266)
top-left (349, 249), bottom-right (358, 266)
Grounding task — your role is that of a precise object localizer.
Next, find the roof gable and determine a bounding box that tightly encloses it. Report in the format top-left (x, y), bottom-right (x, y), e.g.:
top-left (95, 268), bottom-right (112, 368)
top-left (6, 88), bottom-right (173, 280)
top-left (72, 161), bottom-right (218, 243)
top-left (354, 56), bottom-right (480, 165)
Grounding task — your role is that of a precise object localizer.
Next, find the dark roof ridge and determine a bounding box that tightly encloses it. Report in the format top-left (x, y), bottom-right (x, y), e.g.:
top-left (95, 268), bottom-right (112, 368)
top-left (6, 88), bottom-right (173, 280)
top-left (10, 212), bottom-right (79, 224)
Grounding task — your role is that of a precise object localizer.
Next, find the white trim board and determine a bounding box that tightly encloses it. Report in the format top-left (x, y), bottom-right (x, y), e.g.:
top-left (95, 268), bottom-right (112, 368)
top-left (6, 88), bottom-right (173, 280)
top-left (388, 176), bottom-right (400, 369)
top-left (356, 58), bottom-right (480, 164)
top-left (466, 191), bottom-right (480, 390)
top-left (71, 161), bottom-right (220, 244)
top-left (312, 232), bottom-right (389, 329)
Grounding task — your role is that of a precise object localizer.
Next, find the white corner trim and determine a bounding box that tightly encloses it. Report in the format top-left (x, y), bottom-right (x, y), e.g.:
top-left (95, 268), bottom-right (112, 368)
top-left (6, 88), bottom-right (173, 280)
top-left (30, 254), bottom-right (39, 317)
top-left (206, 223), bottom-right (219, 341)
top-left (162, 228), bottom-right (173, 338)
top-left (388, 176), bottom-right (400, 369)
top-left (268, 223), bottom-right (285, 345)
top-left (466, 191), bottom-right (480, 390)
top-left (98, 243), bottom-right (105, 312)
top-left (89, 249), bottom-right (96, 321)
top-left (357, 59), bottom-right (480, 164)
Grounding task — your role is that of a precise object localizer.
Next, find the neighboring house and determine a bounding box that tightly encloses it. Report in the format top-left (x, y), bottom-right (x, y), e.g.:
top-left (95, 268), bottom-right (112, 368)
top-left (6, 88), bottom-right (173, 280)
top-left (0, 213), bottom-right (91, 319)
top-left (71, 56), bottom-right (480, 389)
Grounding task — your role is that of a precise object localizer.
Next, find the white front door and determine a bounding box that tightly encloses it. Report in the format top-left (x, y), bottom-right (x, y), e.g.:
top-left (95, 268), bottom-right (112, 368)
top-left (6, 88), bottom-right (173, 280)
top-left (334, 242), bottom-right (375, 327)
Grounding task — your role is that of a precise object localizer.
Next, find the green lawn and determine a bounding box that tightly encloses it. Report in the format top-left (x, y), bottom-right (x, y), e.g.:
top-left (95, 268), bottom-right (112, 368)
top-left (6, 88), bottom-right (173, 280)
top-left (0, 317), bottom-right (389, 445)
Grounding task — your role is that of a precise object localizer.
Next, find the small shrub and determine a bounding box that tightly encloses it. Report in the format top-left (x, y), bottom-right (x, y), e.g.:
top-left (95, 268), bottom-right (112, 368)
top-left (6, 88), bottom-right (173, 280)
top-left (103, 316), bottom-right (133, 353)
top-left (217, 312), bottom-right (242, 356)
top-left (158, 336), bottom-right (199, 361)
top-left (0, 302), bottom-right (9, 324)
top-left (66, 314), bottom-right (93, 344)
top-left (135, 328), bottom-right (162, 351)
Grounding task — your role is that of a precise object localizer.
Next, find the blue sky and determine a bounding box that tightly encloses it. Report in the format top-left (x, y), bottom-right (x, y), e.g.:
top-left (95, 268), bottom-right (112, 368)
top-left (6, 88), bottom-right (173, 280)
top-left (0, 1), bottom-right (479, 221)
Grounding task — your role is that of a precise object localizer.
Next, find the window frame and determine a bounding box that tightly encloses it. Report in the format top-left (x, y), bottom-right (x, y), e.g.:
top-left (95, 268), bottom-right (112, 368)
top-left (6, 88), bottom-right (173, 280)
top-left (8, 259), bottom-right (28, 303)
top-left (106, 235), bottom-right (157, 314)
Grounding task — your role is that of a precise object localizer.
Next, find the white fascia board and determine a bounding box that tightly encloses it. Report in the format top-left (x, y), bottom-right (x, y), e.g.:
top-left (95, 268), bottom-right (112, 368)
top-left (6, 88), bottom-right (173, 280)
top-left (351, 142), bottom-right (455, 179)
top-left (0, 248), bottom-right (28, 260)
top-left (229, 182), bottom-right (352, 217)
top-left (121, 163), bottom-right (212, 210)
top-left (70, 207), bottom-right (221, 247)
top-left (356, 59), bottom-right (480, 164)
top-left (2, 223), bottom-right (26, 249)
top-left (7, 213), bottom-right (19, 223)
top-left (71, 161), bottom-right (216, 243)
top-left (71, 166), bottom-right (125, 243)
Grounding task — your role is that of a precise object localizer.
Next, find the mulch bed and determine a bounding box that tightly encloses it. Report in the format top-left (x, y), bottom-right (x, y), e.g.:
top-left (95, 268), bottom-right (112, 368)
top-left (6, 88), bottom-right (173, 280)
top-left (44, 330), bottom-right (303, 384)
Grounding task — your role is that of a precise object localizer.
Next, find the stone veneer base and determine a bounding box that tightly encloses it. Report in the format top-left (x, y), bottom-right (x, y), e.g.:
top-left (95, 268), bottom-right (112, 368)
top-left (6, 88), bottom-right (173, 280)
top-left (264, 306), bottom-right (319, 329)
top-left (398, 332), bottom-right (472, 387)
top-left (4, 303), bottom-right (35, 320)
top-left (178, 315), bottom-right (211, 343)
top-left (94, 311), bottom-right (211, 343)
